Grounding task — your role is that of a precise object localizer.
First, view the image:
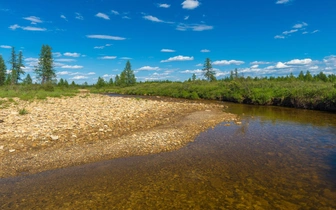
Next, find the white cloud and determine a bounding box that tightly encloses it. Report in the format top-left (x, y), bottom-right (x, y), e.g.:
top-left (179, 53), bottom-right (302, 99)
top-left (200, 49), bottom-right (210, 53)
top-left (88, 72), bottom-right (96, 75)
top-left (293, 22), bottom-right (308, 29)
top-left (323, 55), bottom-right (336, 65)
top-left (60, 15), bottom-right (67, 21)
top-left (61, 65), bottom-right (83, 69)
top-left (22, 26), bottom-right (47, 31)
top-left (274, 35), bottom-right (285, 39)
top-left (282, 29), bottom-right (298, 35)
top-left (251, 65), bottom-right (259, 69)
top-left (122, 16), bottom-right (131, 19)
top-left (120, 57), bottom-right (132, 60)
top-left (312, 30), bottom-right (319, 34)
top-left (275, 62), bottom-right (290, 68)
top-left (9, 24), bottom-right (20, 30)
top-left (53, 52), bottom-right (62, 57)
top-left (86, 35), bottom-right (126, 40)
top-left (9, 24), bottom-right (46, 31)
top-left (23, 16), bottom-right (42, 24)
top-left (161, 49), bottom-right (175, 52)
top-left (71, 75), bottom-right (88, 80)
top-left (55, 58), bottom-right (76, 62)
top-left (111, 10), bottom-right (119, 15)
top-left (94, 46), bottom-right (105, 49)
top-left (158, 3), bottom-right (170, 8)
top-left (95, 12), bottom-right (110, 20)
top-left (276, 0), bottom-right (290, 4)
top-left (75, 12), bottom-right (84, 20)
top-left (64, 52), bottom-right (81, 57)
top-left (308, 65), bottom-right (319, 70)
top-left (176, 23), bottom-right (213, 31)
top-left (138, 66), bottom-right (160, 71)
top-left (285, 58), bottom-right (312, 65)
top-left (212, 60), bottom-right (245, 65)
top-left (196, 63), bottom-right (203, 67)
top-left (143, 15), bottom-right (173, 23)
top-left (99, 56), bottom-right (117, 60)
top-left (302, 31), bottom-right (308, 34)
top-left (250, 61), bottom-right (270, 65)
top-left (184, 16), bottom-right (189, 20)
top-left (57, 71), bottom-right (71, 75)
top-left (0, 45), bottom-right (11, 49)
top-left (182, 0), bottom-right (200, 10)
top-left (180, 69), bottom-right (203, 74)
top-left (161, 55), bottom-right (194, 62)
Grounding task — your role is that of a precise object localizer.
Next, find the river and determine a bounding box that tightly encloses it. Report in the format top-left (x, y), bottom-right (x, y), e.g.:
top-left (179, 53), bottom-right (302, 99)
top-left (1, 101), bottom-right (335, 209)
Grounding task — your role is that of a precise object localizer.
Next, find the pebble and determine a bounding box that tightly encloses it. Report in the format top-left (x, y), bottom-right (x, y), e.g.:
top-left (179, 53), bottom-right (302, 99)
top-left (0, 145), bottom-right (4, 150)
top-left (50, 135), bottom-right (59, 141)
top-left (9, 149), bottom-right (15, 153)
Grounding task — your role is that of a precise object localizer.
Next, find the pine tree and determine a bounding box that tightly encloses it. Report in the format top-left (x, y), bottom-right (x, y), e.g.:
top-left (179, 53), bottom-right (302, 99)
top-left (35, 44), bottom-right (56, 84)
top-left (203, 58), bottom-right (216, 81)
top-left (108, 78), bottom-right (114, 86)
top-left (119, 61), bottom-right (136, 86)
top-left (96, 77), bottom-right (106, 88)
top-left (0, 55), bottom-right (6, 86)
top-left (115, 75), bottom-right (120, 86)
top-left (9, 47), bottom-right (17, 85)
top-left (192, 73), bottom-right (196, 81)
top-left (23, 74), bottom-right (32, 85)
top-left (16, 51), bottom-right (25, 82)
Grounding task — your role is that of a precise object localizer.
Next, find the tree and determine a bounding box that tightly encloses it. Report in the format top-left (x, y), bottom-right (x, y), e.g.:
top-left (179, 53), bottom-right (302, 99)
top-left (119, 61), bottom-right (136, 86)
top-left (23, 74), bottom-right (32, 85)
top-left (16, 51), bottom-right (25, 82)
top-left (9, 47), bottom-right (17, 85)
top-left (108, 78), bottom-right (114, 86)
top-left (203, 58), bottom-right (216, 81)
top-left (58, 78), bottom-right (64, 86)
top-left (0, 55), bottom-right (6, 86)
top-left (115, 75), bottom-right (120, 86)
top-left (192, 73), bottom-right (196, 81)
top-left (35, 44), bottom-right (56, 84)
top-left (96, 77), bottom-right (106, 88)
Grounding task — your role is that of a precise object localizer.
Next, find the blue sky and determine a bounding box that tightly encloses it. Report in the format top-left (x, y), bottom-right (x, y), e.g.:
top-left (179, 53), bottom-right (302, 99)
top-left (0, 0), bottom-right (336, 84)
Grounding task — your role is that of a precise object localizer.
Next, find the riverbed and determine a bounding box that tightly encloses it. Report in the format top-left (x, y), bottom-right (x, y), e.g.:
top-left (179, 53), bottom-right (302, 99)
top-left (0, 100), bottom-right (336, 209)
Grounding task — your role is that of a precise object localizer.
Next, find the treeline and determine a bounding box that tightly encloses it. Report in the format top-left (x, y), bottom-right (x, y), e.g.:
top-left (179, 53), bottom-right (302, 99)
top-left (0, 45), bottom-right (56, 87)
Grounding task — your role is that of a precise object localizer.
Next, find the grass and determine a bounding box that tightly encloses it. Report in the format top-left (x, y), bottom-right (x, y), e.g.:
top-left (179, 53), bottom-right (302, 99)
top-left (18, 108), bottom-right (28, 115)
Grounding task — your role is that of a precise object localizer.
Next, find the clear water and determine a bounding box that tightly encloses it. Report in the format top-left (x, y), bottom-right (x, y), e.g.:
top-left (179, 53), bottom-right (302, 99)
top-left (1, 103), bottom-right (336, 209)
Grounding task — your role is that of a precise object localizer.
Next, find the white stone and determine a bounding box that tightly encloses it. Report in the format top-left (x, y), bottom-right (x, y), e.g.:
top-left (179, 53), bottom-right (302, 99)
top-left (9, 149), bottom-right (15, 153)
top-left (50, 135), bottom-right (59, 141)
top-left (0, 145), bottom-right (4, 150)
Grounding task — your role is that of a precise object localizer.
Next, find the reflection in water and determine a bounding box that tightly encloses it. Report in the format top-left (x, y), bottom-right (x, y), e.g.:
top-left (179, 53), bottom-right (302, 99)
top-left (0, 103), bottom-right (336, 209)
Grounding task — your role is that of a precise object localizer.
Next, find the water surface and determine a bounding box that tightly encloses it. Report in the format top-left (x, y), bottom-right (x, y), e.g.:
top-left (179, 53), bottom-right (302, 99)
top-left (1, 103), bottom-right (336, 209)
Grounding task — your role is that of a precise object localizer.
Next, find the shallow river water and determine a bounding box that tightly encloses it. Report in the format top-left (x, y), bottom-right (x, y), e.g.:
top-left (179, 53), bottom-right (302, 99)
top-left (1, 102), bottom-right (336, 209)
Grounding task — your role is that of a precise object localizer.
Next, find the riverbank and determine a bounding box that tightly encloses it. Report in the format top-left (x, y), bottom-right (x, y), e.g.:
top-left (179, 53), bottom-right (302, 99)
top-left (0, 94), bottom-right (237, 178)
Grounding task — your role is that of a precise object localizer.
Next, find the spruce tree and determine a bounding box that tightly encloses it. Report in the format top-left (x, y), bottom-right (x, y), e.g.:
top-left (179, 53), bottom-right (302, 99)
top-left (9, 47), bottom-right (17, 85)
top-left (192, 73), bottom-right (196, 81)
top-left (203, 58), bottom-right (216, 81)
top-left (0, 55), bottom-right (6, 86)
top-left (119, 61), bottom-right (136, 86)
top-left (23, 74), bottom-right (32, 85)
top-left (35, 44), bottom-right (55, 84)
top-left (16, 51), bottom-right (25, 82)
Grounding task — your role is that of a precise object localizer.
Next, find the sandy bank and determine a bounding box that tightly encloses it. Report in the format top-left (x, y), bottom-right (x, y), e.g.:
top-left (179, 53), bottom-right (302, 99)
top-left (0, 94), bottom-right (237, 178)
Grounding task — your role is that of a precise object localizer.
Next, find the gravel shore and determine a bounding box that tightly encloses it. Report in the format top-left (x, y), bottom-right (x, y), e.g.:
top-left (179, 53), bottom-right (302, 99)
top-left (0, 94), bottom-right (237, 178)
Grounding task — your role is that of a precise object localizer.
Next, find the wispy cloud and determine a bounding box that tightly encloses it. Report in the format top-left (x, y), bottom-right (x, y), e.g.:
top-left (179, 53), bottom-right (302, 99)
top-left (250, 61), bottom-right (271, 65)
top-left (87, 34), bottom-right (126, 40)
top-left (71, 75), bottom-right (88, 80)
top-left (60, 15), bottom-right (67, 21)
top-left (182, 0), bottom-right (200, 10)
top-left (312, 30), bottom-right (319, 34)
top-left (276, 0), bottom-right (290, 4)
top-left (61, 65), bottom-right (83, 69)
top-left (64, 52), bottom-right (81, 57)
top-left (293, 22), bottom-right (308, 29)
top-left (274, 35), bottom-right (285, 39)
top-left (53, 52), bottom-right (62, 57)
top-left (94, 43), bottom-right (113, 49)
top-left (55, 58), bottom-right (76, 62)
top-left (161, 49), bottom-right (175, 52)
top-left (138, 66), bottom-right (160, 71)
top-left (120, 57), bottom-right (132, 60)
top-left (9, 24), bottom-right (47, 31)
top-left (99, 56), bottom-right (117, 60)
top-left (158, 3), bottom-right (170, 8)
top-left (75, 12), bottom-right (84, 20)
top-left (176, 23), bottom-right (213, 31)
top-left (161, 55), bottom-right (194, 62)
top-left (0, 45), bottom-right (11, 49)
top-left (95, 12), bottom-right (110, 20)
top-left (143, 15), bottom-right (173, 24)
top-left (212, 60), bottom-right (245, 65)
top-left (200, 49), bottom-right (210, 53)
top-left (184, 16), bottom-right (189, 20)
top-left (111, 10), bottom-right (119, 15)
top-left (180, 69), bottom-right (203, 74)
top-left (282, 29), bottom-right (298, 35)
top-left (23, 16), bottom-right (42, 24)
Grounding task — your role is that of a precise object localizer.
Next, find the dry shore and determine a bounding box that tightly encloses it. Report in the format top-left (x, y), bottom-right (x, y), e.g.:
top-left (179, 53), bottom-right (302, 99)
top-left (0, 94), bottom-right (237, 178)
